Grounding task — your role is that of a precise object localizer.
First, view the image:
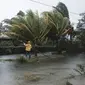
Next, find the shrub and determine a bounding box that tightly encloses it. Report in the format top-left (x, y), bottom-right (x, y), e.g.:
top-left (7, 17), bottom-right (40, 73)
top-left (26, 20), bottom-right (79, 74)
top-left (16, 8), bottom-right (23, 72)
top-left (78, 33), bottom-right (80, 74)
top-left (16, 56), bottom-right (39, 63)
top-left (16, 56), bottom-right (28, 63)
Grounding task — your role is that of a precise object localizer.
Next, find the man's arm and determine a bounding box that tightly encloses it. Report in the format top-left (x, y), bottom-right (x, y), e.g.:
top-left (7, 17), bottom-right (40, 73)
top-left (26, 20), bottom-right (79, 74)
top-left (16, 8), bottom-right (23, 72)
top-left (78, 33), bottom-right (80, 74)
top-left (23, 43), bottom-right (25, 45)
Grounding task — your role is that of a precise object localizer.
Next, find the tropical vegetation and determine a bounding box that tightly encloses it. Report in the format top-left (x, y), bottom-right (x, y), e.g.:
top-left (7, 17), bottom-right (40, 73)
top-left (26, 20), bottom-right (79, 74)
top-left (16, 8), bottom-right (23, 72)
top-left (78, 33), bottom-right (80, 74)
top-left (0, 2), bottom-right (84, 54)
top-left (4, 10), bottom-right (52, 46)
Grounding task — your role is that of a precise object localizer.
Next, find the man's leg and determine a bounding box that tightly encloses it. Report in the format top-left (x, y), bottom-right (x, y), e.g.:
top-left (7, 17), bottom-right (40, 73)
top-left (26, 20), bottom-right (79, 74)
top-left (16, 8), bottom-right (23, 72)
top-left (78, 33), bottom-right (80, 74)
top-left (28, 51), bottom-right (31, 59)
top-left (25, 51), bottom-right (28, 57)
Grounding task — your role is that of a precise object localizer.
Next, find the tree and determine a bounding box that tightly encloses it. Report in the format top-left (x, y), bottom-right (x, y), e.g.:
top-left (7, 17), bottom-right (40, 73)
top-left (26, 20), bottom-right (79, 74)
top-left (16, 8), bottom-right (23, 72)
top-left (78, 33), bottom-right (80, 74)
top-left (53, 2), bottom-right (75, 43)
top-left (0, 23), bottom-right (3, 34)
top-left (77, 12), bottom-right (85, 30)
top-left (76, 12), bottom-right (85, 47)
top-left (77, 31), bottom-right (85, 47)
top-left (42, 11), bottom-right (69, 41)
top-left (42, 11), bottom-right (69, 53)
top-left (4, 10), bottom-right (50, 46)
top-left (17, 10), bottom-right (25, 16)
top-left (53, 2), bottom-right (69, 18)
top-left (0, 22), bottom-right (7, 34)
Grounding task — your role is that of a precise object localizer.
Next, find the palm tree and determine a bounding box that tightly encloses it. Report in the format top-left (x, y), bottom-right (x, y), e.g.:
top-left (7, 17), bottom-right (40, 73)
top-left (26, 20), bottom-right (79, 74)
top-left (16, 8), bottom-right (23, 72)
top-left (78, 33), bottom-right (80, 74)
top-left (53, 2), bottom-right (69, 18)
top-left (3, 10), bottom-right (51, 56)
top-left (53, 2), bottom-right (75, 42)
top-left (42, 11), bottom-right (69, 53)
top-left (4, 10), bottom-right (50, 46)
top-left (42, 11), bottom-right (69, 40)
top-left (17, 10), bottom-right (25, 16)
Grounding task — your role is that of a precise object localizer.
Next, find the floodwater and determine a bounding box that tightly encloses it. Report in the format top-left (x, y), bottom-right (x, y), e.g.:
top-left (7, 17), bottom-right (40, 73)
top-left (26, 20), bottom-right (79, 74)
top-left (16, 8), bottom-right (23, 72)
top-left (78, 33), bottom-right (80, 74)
top-left (0, 53), bottom-right (85, 85)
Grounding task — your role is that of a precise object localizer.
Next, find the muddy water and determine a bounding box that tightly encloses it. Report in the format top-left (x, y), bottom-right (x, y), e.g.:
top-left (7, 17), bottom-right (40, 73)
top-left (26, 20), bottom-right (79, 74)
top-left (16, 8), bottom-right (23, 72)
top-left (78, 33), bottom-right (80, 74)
top-left (0, 53), bottom-right (85, 85)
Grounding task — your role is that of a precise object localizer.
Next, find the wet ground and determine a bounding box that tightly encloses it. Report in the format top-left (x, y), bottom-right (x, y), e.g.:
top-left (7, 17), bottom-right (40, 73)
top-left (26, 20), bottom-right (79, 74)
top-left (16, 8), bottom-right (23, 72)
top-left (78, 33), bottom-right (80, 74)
top-left (0, 53), bottom-right (85, 85)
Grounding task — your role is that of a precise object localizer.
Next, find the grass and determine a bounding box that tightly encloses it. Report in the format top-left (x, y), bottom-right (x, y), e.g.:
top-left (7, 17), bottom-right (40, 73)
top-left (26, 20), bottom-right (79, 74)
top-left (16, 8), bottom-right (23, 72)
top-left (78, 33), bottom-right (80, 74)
top-left (16, 56), bottom-right (28, 63)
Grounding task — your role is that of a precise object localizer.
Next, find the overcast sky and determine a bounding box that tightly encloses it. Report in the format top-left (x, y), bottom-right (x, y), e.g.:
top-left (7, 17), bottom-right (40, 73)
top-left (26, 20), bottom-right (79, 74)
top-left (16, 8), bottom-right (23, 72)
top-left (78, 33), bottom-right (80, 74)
top-left (0, 0), bottom-right (85, 26)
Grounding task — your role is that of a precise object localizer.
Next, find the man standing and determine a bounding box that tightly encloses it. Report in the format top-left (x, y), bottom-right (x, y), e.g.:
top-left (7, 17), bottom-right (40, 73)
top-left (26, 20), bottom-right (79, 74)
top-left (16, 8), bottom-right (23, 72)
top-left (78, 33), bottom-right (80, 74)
top-left (24, 41), bottom-right (32, 59)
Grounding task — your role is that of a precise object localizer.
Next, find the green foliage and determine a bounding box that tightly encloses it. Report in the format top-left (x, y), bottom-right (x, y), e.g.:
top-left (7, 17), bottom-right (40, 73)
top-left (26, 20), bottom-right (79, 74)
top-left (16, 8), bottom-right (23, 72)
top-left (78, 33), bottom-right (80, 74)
top-left (4, 10), bottom-right (50, 45)
top-left (16, 56), bottom-right (39, 63)
top-left (53, 2), bottom-right (69, 18)
top-left (77, 12), bottom-right (85, 30)
top-left (42, 11), bottom-right (69, 40)
top-left (76, 13), bottom-right (85, 47)
top-left (77, 30), bottom-right (85, 46)
top-left (0, 40), bottom-right (14, 46)
top-left (16, 56), bottom-right (28, 63)
top-left (3, 2), bottom-right (70, 48)
top-left (17, 10), bottom-right (25, 16)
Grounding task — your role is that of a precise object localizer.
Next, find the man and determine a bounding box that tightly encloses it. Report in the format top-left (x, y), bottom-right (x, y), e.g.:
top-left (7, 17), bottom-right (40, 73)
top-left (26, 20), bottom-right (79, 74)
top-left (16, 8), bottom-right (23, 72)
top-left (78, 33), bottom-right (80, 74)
top-left (24, 41), bottom-right (32, 59)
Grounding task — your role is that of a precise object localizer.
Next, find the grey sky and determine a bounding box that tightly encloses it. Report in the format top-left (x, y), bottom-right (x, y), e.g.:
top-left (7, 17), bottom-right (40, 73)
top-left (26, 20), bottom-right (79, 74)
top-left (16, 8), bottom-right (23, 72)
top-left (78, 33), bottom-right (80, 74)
top-left (0, 0), bottom-right (84, 25)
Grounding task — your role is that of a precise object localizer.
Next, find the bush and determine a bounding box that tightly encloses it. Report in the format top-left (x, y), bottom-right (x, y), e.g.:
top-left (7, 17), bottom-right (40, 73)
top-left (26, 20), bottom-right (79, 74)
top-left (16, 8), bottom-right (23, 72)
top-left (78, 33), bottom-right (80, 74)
top-left (16, 56), bottom-right (28, 63)
top-left (16, 56), bottom-right (39, 63)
